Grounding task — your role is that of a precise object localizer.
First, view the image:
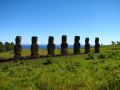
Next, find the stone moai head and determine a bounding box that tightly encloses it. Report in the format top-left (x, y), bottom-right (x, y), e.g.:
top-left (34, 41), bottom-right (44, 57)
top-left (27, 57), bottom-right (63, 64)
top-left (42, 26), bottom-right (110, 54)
top-left (32, 36), bottom-right (38, 44)
top-left (62, 35), bottom-right (67, 43)
top-left (75, 36), bottom-right (80, 43)
top-left (85, 38), bottom-right (89, 44)
top-left (95, 37), bottom-right (99, 44)
top-left (15, 36), bottom-right (21, 44)
top-left (49, 36), bottom-right (54, 44)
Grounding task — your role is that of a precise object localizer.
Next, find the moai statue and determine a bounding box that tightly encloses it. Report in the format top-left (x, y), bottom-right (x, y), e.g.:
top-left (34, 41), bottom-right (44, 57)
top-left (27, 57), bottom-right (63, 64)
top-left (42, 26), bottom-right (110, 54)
top-left (74, 36), bottom-right (80, 54)
top-left (31, 36), bottom-right (39, 58)
top-left (61, 35), bottom-right (68, 55)
top-left (95, 37), bottom-right (100, 53)
top-left (47, 36), bottom-right (55, 56)
top-left (14, 36), bottom-right (22, 59)
top-left (85, 37), bottom-right (90, 53)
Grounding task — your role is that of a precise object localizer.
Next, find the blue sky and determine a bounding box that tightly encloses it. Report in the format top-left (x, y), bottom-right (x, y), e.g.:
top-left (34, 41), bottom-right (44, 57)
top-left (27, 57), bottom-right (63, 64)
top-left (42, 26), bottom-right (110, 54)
top-left (0, 0), bottom-right (120, 45)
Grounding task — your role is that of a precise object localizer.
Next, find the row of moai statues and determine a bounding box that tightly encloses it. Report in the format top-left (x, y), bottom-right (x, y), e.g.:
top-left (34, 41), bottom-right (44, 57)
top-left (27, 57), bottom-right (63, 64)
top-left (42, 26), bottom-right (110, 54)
top-left (84, 37), bottom-right (100, 53)
top-left (14, 36), bottom-right (100, 59)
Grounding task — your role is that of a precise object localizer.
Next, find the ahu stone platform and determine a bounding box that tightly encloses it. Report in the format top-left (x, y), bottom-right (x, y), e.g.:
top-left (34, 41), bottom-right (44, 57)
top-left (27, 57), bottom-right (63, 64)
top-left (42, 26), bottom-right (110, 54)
top-left (0, 35), bottom-right (100, 63)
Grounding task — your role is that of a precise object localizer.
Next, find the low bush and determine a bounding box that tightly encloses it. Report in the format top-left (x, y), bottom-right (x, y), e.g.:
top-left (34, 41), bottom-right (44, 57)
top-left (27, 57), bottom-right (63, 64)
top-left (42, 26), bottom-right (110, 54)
top-left (43, 57), bottom-right (53, 65)
top-left (86, 53), bottom-right (95, 60)
top-left (98, 53), bottom-right (106, 60)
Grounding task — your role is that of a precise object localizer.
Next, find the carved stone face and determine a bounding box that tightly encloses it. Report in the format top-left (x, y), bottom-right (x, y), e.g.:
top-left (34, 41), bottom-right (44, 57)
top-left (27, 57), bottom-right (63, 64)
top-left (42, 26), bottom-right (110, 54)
top-left (62, 35), bottom-right (67, 43)
top-left (15, 36), bottom-right (21, 44)
top-left (75, 36), bottom-right (80, 43)
top-left (49, 36), bottom-right (54, 43)
top-left (95, 38), bottom-right (99, 44)
top-left (85, 38), bottom-right (89, 44)
top-left (32, 36), bottom-right (38, 44)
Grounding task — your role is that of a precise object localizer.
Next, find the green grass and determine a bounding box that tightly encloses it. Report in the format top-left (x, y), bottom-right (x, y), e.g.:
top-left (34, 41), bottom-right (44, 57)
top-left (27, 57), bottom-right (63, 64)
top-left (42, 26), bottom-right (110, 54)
top-left (0, 45), bottom-right (120, 90)
top-left (0, 48), bottom-right (93, 59)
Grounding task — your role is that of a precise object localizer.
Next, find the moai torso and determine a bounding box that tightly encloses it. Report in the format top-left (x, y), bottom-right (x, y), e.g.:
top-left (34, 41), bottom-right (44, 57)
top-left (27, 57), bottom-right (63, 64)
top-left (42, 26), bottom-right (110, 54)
top-left (85, 38), bottom-right (90, 53)
top-left (14, 36), bottom-right (22, 58)
top-left (47, 36), bottom-right (55, 56)
top-left (31, 36), bottom-right (39, 58)
top-left (74, 36), bottom-right (80, 54)
top-left (95, 37), bottom-right (100, 53)
top-left (61, 35), bottom-right (68, 55)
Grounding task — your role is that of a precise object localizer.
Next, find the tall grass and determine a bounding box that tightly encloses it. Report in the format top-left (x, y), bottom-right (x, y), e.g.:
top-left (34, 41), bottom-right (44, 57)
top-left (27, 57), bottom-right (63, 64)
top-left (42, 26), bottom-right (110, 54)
top-left (0, 45), bottom-right (120, 90)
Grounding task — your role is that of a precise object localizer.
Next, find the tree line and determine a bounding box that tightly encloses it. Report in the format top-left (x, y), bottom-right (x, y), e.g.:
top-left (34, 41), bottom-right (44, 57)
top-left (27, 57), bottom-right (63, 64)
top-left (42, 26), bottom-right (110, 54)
top-left (0, 41), bottom-right (14, 52)
top-left (111, 41), bottom-right (120, 45)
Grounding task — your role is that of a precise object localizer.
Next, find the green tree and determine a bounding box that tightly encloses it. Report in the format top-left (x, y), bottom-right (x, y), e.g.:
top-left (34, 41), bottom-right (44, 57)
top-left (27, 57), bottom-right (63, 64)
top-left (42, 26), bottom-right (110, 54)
top-left (116, 41), bottom-right (120, 45)
top-left (111, 41), bottom-right (115, 45)
top-left (5, 42), bottom-right (10, 51)
top-left (0, 41), bottom-right (4, 52)
top-left (10, 42), bottom-right (14, 50)
top-left (4, 42), bottom-right (14, 51)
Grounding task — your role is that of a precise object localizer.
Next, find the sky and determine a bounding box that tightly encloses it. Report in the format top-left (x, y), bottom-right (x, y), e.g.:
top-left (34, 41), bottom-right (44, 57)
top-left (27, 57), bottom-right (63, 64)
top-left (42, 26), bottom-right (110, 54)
top-left (0, 0), bottom-right (120, 45)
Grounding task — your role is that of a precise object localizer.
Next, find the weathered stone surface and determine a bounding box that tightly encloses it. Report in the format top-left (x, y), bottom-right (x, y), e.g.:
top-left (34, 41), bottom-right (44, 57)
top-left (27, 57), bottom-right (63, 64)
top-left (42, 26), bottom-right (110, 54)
top-left (95, 37), bottom-right (100, 53)
top-left (61, 35), bottom-right (68, 55)
top-left (74, 36), bottom-right (80, 54)
top-left (31, 36), bottom-right (39, 58)
top-left (47, 36), bottom-right (55, 56)
top-left (14, 36), bottom-right (22, 59)
top-left (85, 37), bottom-right (90, 53)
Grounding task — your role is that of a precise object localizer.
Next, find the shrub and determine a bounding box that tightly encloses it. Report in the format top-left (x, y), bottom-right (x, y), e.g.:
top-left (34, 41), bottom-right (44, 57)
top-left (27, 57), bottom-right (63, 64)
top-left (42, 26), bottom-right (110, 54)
top-left (86, 53), bottom-right (95, 60)
top-left (107, 53), bottom-right (114, 59)
top-left (66, 61), bottom-right (80, 72)
top-left (98, 54), bottom-right (106, 60)
top-left (2, 65), bottom-right (8, 71)
top-left (43, 57), bottom-right (53, 65)
top-left (107, 51), bottom-right (120, 59)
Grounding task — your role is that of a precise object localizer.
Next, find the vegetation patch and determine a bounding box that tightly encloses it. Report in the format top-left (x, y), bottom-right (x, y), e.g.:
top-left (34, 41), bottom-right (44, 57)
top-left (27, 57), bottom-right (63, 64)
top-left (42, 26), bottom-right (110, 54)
top-left (0, 45), bottom-right (120, 90)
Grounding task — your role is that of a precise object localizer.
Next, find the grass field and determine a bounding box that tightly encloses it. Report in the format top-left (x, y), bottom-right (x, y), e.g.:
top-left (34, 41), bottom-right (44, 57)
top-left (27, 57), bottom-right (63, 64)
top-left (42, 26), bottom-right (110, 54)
top-left (0, 45), bottom-right (120, 90)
